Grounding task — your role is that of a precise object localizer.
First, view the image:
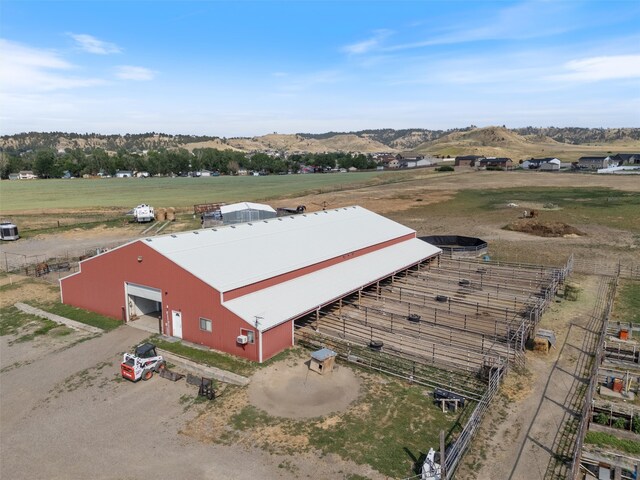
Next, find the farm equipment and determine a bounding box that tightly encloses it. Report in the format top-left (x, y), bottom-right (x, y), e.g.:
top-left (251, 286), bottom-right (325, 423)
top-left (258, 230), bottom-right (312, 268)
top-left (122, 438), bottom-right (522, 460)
top-left (120, 343), bottom-right (166, 382)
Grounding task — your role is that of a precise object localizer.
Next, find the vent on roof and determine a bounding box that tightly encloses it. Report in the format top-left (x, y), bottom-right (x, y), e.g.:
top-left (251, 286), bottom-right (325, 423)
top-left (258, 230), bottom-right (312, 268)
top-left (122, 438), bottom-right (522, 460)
top-left (171, 235), bottom-right (177, 238)
top-left (314, 212), bottom-right (318, 215)
top-left (263, 220), bottom-right (268, 223)
top-left (193, 231), bottom-right (199, 234)
top-left (145, 238), bottom-right (152, 242)
top-left (290, 216), bottom-right (294, 219)
top-left (248, 223), bottom-right (252, 226)
top-left (230, 225), bottom-right (236, 228)
top-left (211, 228), bottom-right (217, 231)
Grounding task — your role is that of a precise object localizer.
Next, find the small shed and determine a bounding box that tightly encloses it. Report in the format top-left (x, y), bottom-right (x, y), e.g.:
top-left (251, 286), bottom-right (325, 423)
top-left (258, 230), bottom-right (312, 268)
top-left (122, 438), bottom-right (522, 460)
top-left (309, 348), bottom-right (337, 375)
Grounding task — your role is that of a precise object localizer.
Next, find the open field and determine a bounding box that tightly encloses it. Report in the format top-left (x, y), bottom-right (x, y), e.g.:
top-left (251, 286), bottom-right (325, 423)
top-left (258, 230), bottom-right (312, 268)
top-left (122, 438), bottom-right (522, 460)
top-left (0, 171), bottom-right (402, 213)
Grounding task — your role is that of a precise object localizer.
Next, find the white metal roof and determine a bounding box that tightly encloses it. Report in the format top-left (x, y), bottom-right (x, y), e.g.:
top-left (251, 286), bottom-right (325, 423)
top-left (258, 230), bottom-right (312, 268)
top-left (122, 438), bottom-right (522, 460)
top-left (220, 202), bottom-right (276, 214)
top-left (223, 238), bottom-right (441, 331)
top-left (142, 206), bottom-right (416, 293)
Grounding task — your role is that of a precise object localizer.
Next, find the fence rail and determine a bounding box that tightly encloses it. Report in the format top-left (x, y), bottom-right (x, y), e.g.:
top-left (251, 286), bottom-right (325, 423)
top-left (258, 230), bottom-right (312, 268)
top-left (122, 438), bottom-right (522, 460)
top-left (568, 276), bottom-right (618, 480)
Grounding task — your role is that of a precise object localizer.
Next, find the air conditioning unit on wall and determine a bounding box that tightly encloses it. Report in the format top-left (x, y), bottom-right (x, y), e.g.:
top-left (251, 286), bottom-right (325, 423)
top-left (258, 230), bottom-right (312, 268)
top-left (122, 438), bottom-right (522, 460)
top-left (236, 335), bottom-right (248, 345)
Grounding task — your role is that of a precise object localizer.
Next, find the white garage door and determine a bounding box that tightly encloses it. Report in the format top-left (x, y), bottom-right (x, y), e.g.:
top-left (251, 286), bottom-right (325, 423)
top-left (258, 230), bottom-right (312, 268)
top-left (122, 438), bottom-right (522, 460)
top-left (126, 283), bottom-right (162, 302)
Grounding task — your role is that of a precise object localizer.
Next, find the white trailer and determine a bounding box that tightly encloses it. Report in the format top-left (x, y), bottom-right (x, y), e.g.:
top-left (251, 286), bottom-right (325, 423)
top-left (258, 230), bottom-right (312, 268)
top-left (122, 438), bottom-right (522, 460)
top-left (132, 204), bottom-right (155, 223)
top-left (0, 222), bottom-right (19, 241)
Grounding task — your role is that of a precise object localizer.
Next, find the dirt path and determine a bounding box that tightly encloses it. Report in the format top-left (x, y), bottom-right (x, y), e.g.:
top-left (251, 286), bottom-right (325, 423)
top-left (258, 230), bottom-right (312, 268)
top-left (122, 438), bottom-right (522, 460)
top-left (457, 274), bottom-right (609, 479)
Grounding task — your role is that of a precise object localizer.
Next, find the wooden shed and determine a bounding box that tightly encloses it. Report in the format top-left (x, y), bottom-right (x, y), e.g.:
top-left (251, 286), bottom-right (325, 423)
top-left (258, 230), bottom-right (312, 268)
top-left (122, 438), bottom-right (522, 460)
top-left (309, 348), bottom-right (337, 375)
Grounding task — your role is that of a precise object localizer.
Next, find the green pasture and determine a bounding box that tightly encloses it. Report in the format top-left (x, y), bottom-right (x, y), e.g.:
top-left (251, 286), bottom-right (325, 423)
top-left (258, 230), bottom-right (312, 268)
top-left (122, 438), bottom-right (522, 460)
top-left (400, 187), bottom-right (640, 233)
top-left (0, 172), bottom-right (403, 213)
top-left (612, 280), bottom-right (640, 324)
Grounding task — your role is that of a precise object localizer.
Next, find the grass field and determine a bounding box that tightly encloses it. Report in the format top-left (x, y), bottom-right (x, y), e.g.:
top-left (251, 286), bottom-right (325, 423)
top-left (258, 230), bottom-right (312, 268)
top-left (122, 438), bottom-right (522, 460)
top-left (398, 187), bottom-right (640, 233)
top-left (612, 280), bottom-right (640, 324)
top-left (0, 171), bottom-right (407, 212)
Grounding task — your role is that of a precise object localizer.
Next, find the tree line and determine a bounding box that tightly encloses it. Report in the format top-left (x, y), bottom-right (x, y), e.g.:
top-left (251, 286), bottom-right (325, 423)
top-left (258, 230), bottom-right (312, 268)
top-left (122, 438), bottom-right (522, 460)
top-left (0, 148), bottom-right (378, 179)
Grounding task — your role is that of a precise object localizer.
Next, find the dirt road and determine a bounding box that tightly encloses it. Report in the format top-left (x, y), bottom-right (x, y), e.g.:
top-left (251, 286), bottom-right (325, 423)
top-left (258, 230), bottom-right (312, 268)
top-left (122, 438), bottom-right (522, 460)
top-left (1, 324), bottom-right (378, 480)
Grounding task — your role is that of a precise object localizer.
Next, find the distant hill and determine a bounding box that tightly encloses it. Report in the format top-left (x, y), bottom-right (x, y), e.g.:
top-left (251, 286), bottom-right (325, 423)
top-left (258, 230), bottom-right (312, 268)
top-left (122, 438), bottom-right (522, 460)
top-left (1, 127), bottom-right (639, 161)
top-left (408, 126), bottom-right (640, 162)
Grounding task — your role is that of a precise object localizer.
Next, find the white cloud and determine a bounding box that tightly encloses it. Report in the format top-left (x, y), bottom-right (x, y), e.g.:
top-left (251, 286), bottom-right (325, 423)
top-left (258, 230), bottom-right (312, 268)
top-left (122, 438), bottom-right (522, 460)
top-left (553, 55), bottom-right (640, 82)
top-left (342, 29), bottom-right (393, 55)
top-left (0, 39), bottom-right (105, 92)
top-left (115, 65), bottom-right (156, 81)
top-left (68, 33), bottom-right (121, 54)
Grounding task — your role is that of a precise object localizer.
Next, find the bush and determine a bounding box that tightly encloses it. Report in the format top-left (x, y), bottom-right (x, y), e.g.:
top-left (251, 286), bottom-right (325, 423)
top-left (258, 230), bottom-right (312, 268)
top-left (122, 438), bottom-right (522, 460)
top-left (633, 414), bottom-right (640, 434)
top-left (595, 412), bottom-right (610, 425)
top-left (612, 417), bottom-right (627, 430)
top-left (435, 165), bottom-right (454, 172)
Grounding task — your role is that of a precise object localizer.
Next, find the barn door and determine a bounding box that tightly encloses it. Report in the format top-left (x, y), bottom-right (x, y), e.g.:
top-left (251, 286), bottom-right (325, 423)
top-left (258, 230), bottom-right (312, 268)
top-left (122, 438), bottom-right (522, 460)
top-left (171, 310), bottom-right (183, 338)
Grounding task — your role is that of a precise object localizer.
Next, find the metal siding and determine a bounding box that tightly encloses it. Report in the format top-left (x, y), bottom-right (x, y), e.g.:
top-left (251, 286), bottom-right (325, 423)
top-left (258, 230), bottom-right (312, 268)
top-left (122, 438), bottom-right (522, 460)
top-left (262, 321), bottom-right (294, 361)
top-left (60, 241), bottom-right (261, 361)
top-left (126, 283), bottom-right (162, 301)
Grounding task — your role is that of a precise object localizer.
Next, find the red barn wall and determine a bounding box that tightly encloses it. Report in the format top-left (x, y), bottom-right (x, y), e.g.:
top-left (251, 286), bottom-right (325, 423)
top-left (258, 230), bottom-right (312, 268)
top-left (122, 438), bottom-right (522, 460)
top-left (60, 242), bottom-right (260, 361)
top-left (262, 321), bottom-right (294, 361)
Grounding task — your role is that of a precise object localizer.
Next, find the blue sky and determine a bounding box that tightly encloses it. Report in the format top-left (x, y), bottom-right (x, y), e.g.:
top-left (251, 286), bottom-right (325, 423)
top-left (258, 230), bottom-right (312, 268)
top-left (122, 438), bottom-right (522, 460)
top-left (1, 0), bottom-right (639, 136)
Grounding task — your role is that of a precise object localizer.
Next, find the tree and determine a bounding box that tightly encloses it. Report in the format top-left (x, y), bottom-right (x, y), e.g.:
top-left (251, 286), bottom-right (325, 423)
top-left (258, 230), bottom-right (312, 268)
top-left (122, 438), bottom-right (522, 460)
top-left (34, 149), bottom-right (58, 178)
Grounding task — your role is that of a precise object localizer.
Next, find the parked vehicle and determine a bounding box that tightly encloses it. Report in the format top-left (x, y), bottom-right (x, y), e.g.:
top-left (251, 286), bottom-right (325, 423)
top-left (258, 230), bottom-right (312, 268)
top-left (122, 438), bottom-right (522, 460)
top-left (120, 343), bottom-right (165, 382)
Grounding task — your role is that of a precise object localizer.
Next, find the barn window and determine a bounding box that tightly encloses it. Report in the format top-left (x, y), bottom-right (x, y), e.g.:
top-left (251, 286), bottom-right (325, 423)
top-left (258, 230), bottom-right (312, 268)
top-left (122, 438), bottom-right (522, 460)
top-left (241, 329), bottom-right (255, 344)
top-left (199, 317), bottom-right (212, 332)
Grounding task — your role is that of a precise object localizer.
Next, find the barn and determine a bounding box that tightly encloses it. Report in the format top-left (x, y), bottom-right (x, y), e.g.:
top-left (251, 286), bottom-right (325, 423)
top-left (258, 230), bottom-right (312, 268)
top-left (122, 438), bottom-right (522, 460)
top-left (60, 206), bottom-right (441, 362)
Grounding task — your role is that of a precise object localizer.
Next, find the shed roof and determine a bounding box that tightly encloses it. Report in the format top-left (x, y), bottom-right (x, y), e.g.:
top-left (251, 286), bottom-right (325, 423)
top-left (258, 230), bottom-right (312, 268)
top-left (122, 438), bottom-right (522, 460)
top-left (223, 238), bottom-right (441, 331)
top-left (220, 202), bottom-right (276, 214)
top-left (143, 206), bottom-right (418, 293)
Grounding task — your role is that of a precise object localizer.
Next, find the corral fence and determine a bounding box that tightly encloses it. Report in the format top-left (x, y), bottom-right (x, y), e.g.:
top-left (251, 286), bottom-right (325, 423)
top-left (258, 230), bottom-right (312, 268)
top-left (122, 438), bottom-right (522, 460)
top-left (568, 275), bottom-right (618, 480)
top-left (1, 244), bottom-right (120, 281)
top-left (296, 329), bottom-right (508, 480)
top-left (572, 258), bottom-right (640, 280)
top-left (400, 366), bottom-right (505, 480)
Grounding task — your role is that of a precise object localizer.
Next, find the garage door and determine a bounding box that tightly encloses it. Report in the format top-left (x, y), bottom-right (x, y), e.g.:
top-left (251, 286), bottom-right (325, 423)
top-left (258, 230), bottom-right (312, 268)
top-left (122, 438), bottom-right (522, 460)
top-left (126, 283), bottom-right (162, 302)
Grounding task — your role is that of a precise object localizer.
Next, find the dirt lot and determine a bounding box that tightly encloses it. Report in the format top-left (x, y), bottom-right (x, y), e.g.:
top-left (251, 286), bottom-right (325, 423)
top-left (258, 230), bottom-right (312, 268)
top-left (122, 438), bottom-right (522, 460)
top-left (248, 358), bottom-right (361, 419)
top-left (0, 320), bottom-right (380, 480)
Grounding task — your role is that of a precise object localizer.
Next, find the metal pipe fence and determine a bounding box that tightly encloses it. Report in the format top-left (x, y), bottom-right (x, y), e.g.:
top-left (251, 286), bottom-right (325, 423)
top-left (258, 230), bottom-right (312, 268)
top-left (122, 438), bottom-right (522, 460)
top-left (568, 275), bottom-right (618, 480)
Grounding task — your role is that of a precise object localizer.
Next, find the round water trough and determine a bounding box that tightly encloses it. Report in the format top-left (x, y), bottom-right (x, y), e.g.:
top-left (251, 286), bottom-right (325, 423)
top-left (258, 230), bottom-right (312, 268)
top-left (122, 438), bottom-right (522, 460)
top-left (369, 340), bottom-right (383, 351)
top-left (419, 235), bottom-right (487, 258)
top-left (459, 279), bottom-right (471, 287)
top-left (407, 313), bottom-right (421, 323)
top-left (436, 295), bottom-right (448, 302)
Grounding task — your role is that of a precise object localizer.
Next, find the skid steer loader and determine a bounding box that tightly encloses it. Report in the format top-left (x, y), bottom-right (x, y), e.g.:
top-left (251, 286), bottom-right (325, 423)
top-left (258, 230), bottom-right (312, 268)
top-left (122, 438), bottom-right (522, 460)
top-left (121, 342), bottom-right (166, 382)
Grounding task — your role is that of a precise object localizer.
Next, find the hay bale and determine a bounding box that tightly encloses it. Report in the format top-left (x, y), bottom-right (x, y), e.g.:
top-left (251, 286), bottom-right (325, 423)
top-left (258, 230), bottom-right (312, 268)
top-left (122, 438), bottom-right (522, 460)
top-left (564, 283), bottom-right (580, 301)
top-left (166, 207), bottom-right (176, 221)
top-left (156, 208), bottom-right (166, 221)
top-left (533, 336), bottom-right (549, 353)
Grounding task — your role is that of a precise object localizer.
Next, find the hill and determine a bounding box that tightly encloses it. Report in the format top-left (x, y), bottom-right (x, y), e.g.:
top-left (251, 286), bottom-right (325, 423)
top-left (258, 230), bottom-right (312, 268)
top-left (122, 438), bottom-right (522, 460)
top-left (408, 126), bottom-right (640, 162)
top-left (1, 127), bottom-right (639, 161)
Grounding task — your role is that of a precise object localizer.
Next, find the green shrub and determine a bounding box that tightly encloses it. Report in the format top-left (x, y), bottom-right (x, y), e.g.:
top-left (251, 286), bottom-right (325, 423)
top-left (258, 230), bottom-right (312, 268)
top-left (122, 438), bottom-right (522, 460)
top-left (612, 417), bottom-right (627, 430)
top-left (435, 165), bottom-right (454, 172)
top-left (595, 412), bottom-right (610, 425)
